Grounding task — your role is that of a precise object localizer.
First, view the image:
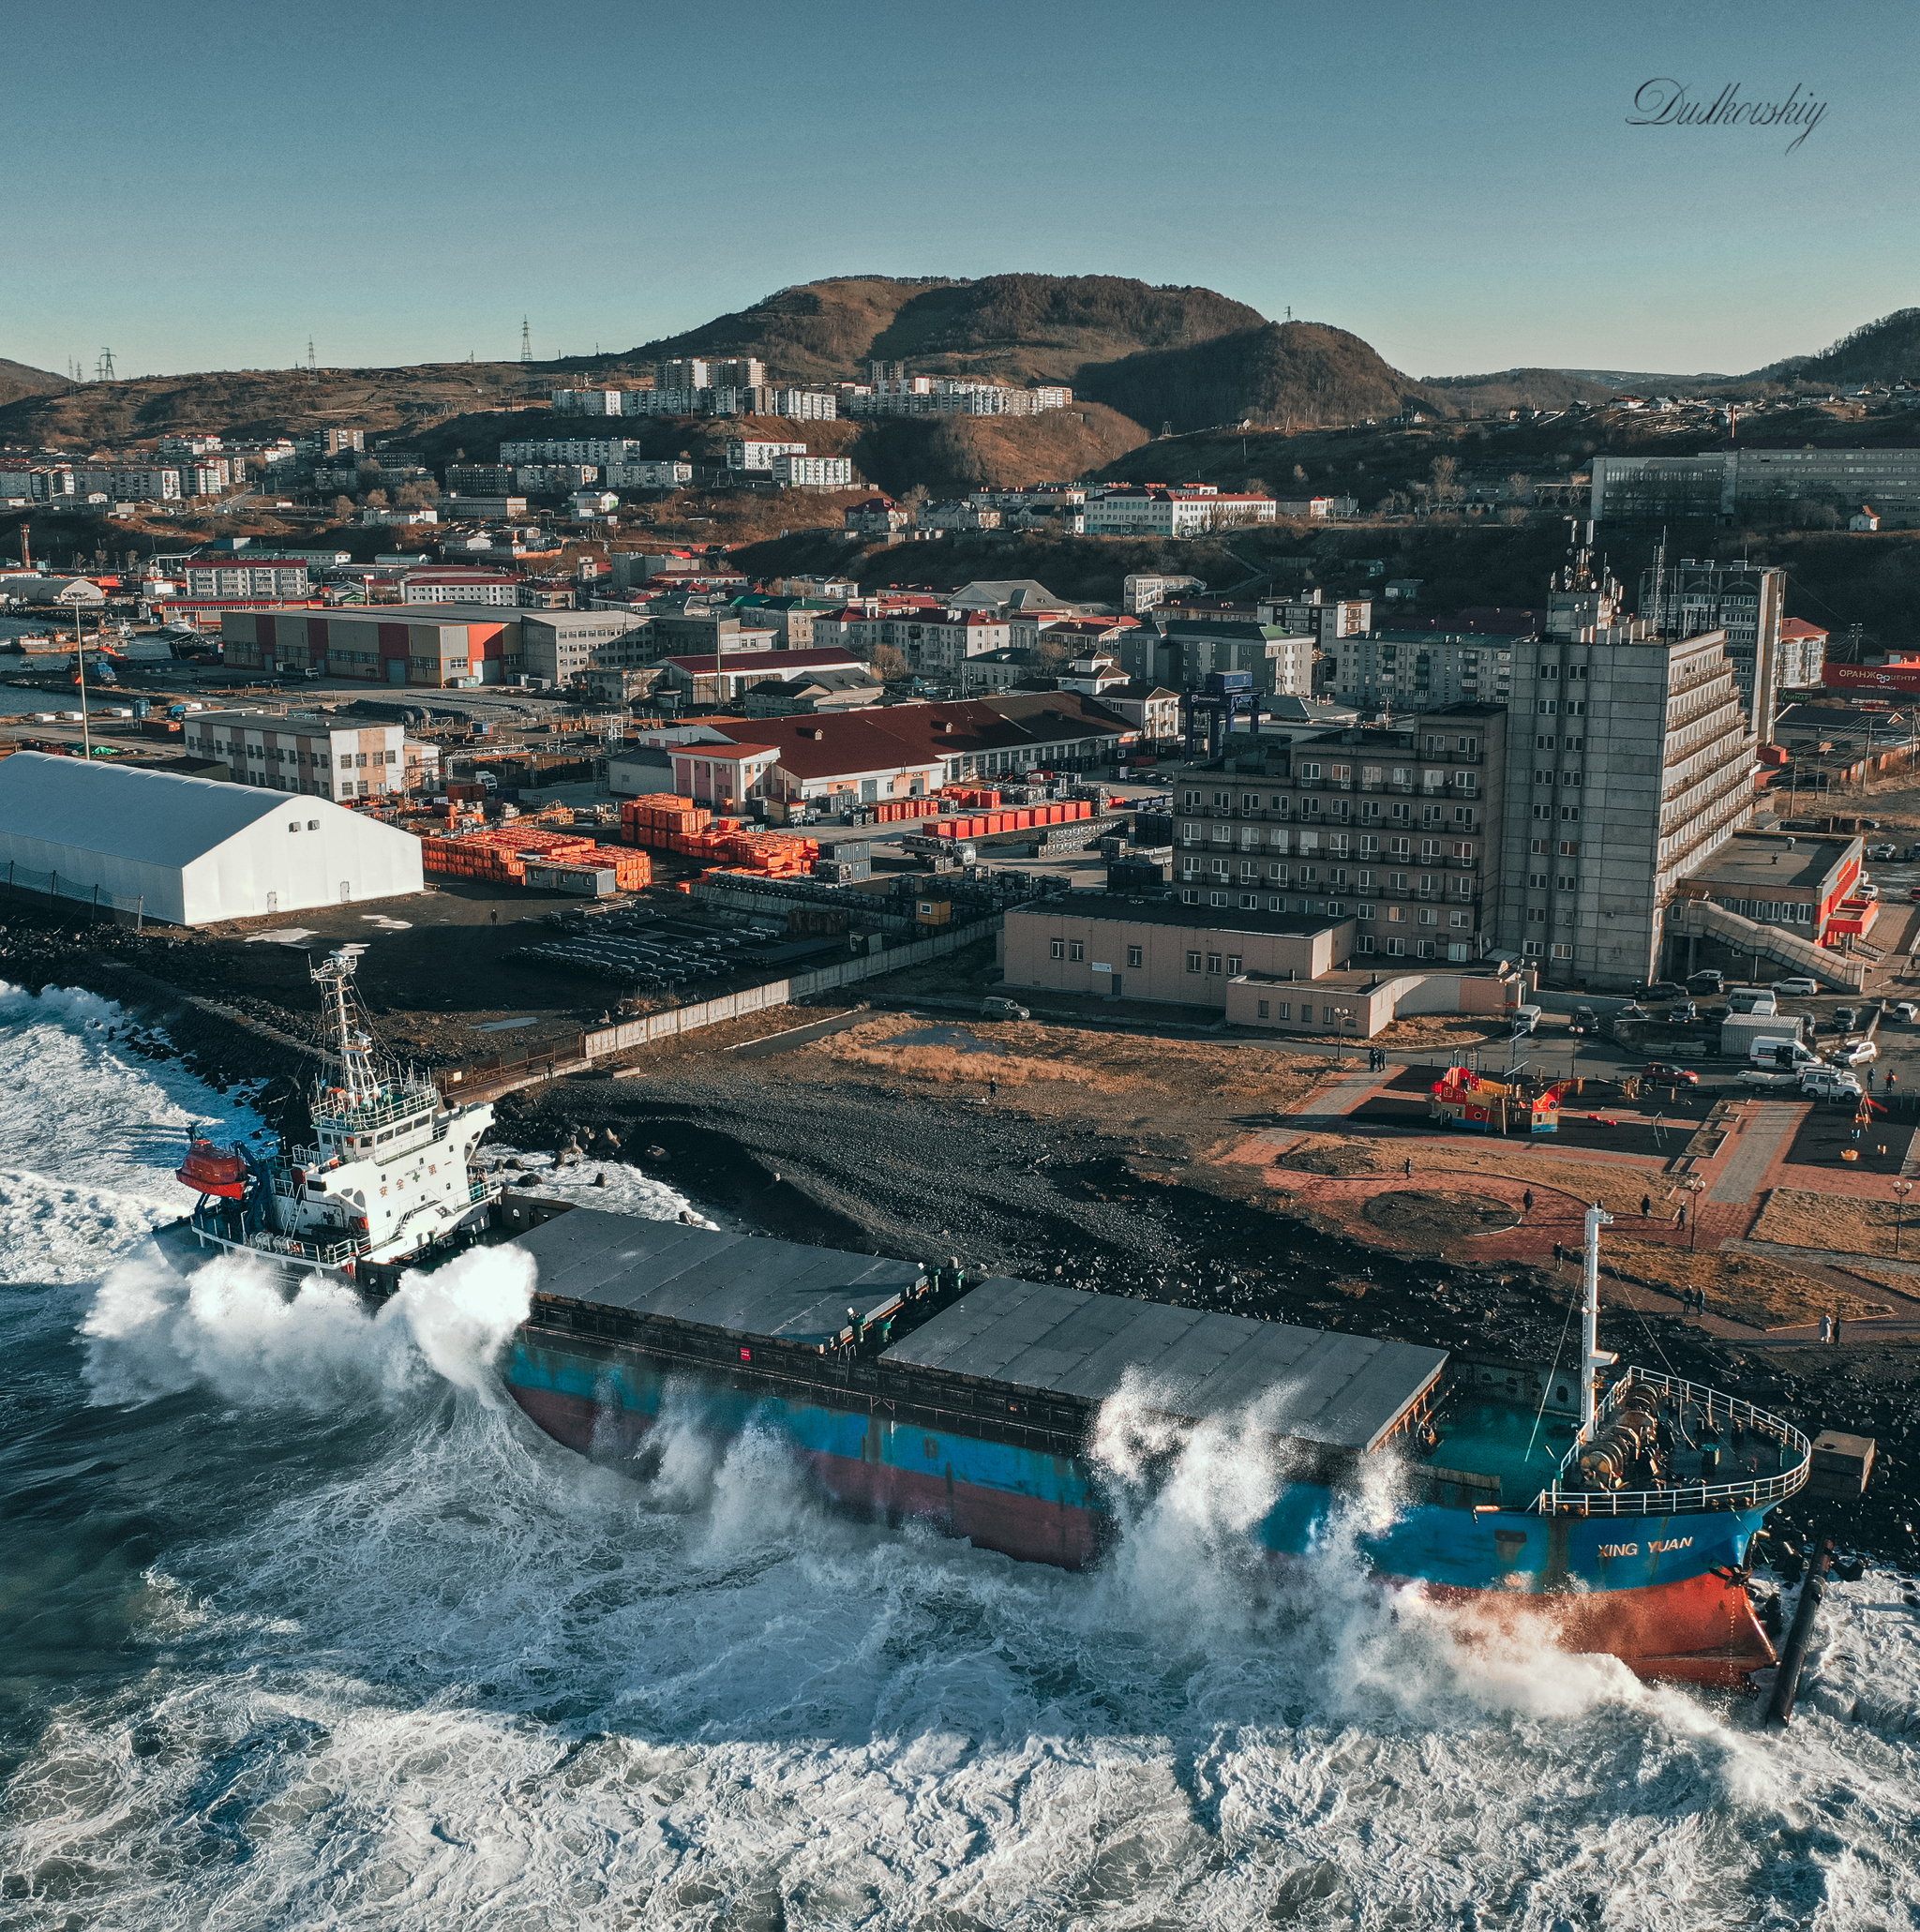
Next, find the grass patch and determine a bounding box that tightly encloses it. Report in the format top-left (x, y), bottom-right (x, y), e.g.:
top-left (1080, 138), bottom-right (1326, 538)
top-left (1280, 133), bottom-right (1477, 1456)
top-left (1751, 1186), bottom-right (1920, 1261)
top-left (1602, 1236), bottom-right (1888, 1330)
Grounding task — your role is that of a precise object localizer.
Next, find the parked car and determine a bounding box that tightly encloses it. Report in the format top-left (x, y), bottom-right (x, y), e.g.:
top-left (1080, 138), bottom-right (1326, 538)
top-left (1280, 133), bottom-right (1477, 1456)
top-left (1570, 1005), bottom-right (1598, 1034)
top-left (980, 996), bottom-right (1030, 1022)
top-left (1667, 999), bottom-right (1698, 1024)
top-left (1894, 1001), bottom-right (1918, 1023)
top-left (1828, 1039), bottom-right (1879, 1067)
top-left (1869, 843), bottom-right (1897, 860)
top-left (1858, 881), bottom-right (1880, 901)
top-left (1642, 981), bottom-right (1685, 1001)
top-left (1834, 1006), bottom-right (1859, 1031)
top-left (1729, 990), bottom-right (1778, 1016)
top-left (1642, 1062), bottom-right (1701, 1086)
top-left (1772, 977), bottom-right (1820, 997)
top-left (1803, 1067), bottom-right (1864, 1101)
top-left (1510, 1004), bottom-right (1542, 1035)
top-left (1698, 1005), bottom-right (1730, 1023)
top-left (1740, 1068), bottom-right (1801, 1091)
top-left (1687, 968), bottom-right (1725, 995)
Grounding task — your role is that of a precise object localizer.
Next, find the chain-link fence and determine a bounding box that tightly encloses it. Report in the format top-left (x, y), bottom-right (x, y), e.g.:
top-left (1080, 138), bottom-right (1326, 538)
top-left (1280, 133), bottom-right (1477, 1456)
top-left (0, 861), bottom-right (146, 926)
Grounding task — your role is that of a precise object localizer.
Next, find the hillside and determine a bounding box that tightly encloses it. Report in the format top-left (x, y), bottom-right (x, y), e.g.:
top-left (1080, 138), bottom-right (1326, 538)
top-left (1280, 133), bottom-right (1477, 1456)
top-left (1419, 368), bottom-right (1622, 413)
top-left (608, 274), bottom-right (1266, 391)
top-left (0, 361), bottom-right (535, 448)
top-left (1741, 307), bottom-right (1920, 389)
top-left (0, 357), bottom-right (67, 410)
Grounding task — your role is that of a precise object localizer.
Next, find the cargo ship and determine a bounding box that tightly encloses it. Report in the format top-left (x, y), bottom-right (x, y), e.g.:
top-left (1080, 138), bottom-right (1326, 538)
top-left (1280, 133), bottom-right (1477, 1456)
top-left (158, 954), bottom-right (1811, 1688)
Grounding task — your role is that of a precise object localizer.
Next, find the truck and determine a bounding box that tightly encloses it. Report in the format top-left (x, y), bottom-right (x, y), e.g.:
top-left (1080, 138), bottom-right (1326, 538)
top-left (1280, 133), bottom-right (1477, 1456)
top-left (1720, 1011), bottom-right (1806, 1061)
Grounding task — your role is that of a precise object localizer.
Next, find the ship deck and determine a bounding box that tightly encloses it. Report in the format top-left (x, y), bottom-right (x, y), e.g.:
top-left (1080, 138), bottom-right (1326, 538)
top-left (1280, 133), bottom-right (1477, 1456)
top-left (1426, 1395), bottom-right (1572, 1502)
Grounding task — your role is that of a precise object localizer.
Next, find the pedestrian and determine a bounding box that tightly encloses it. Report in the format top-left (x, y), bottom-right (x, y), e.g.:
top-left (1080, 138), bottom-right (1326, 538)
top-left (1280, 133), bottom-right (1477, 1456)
top-left (1522, 1188), bottom-right (1535, 1214)
top-left (1552, 1241), bottom-right (1564, 1264)
top-left (988, 1075), bottom-right (998, 1102)
top-left (1404, 1156), bottom-right (1414, 1178)
top-left (1834, 1315), bottom-right (1844, 1346)
top-left (1889, 1069), bottom-right (1899, 1092)
top-left (1820, 1310), bottom-right (1834, 1343)
top-left (1642, 1192), bottom-right (1653, 1219)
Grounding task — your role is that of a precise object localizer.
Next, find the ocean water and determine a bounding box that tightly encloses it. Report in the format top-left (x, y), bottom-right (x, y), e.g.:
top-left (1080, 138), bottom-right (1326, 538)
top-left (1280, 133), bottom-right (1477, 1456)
top-left (5, 983), bottom-right (1920, 1930)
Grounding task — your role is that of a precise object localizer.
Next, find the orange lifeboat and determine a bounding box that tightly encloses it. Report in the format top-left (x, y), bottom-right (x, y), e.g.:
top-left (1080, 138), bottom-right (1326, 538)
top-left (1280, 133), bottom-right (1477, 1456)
top-left (176, 1139), bottom-right (248, 1198)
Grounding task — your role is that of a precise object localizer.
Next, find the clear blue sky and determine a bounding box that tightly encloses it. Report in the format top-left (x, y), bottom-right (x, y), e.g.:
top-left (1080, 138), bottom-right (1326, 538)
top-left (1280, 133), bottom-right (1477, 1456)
top-left (8, 0), bottom-right (1912, 382)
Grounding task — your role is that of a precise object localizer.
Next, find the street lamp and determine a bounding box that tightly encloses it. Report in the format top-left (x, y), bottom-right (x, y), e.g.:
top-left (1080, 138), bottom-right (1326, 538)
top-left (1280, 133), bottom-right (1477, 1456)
top-left (56, 583), bottom-right (93, 760)
top-left (1684, 1173), bottom-right (1706, 1251)
top-left (1896, 1179), bottom-right (1913, 1258)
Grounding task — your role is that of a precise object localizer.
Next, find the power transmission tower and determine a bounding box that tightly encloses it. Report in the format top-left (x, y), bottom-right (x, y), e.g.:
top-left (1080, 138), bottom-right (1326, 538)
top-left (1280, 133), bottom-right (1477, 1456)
top-left (520, 317), bottom-right (532, 366)
top-left (97, 349), bottom-right (115, 382)
top-left (308, 337), bottom-right (317, 383)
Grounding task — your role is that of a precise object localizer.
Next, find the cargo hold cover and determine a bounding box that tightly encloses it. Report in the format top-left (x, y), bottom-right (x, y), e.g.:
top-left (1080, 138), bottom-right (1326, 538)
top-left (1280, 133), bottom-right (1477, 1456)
top-left (882, 1276), bottom-right (1446, 1453)
top-left (515, 1206), bottom-right (922, 1348)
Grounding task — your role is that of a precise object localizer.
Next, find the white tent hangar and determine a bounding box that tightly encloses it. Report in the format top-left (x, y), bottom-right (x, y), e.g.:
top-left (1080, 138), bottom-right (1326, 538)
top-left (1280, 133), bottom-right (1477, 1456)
top-left (0, 753), bottom-right (425, 925)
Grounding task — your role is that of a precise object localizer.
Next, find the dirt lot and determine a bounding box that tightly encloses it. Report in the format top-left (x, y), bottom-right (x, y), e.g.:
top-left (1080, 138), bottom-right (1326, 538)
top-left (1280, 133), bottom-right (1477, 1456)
top-left (1600, 1236), bottom-right (1890, 1330)
top-left (1268, 1130), bottom-right (1687, 1221)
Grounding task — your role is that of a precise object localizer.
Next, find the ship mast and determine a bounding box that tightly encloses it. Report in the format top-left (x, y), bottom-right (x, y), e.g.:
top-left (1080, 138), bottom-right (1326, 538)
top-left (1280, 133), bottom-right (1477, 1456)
top-left (1581, 1200), bottom-right (1618, 1430)
top-left (311, 951), bottom-right (381, 1102)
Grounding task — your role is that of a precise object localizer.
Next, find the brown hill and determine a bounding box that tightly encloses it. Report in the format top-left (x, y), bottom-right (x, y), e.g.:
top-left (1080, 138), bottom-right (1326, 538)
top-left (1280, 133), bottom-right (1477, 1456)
top-left (1740, 307), bottom-right (1920, 389)
top-left (615, 274), bottom-right (1266, 391)
top-left (0, 362), bottom-right (533, 448)
top-left (0, 357), bottom-right (67, 411)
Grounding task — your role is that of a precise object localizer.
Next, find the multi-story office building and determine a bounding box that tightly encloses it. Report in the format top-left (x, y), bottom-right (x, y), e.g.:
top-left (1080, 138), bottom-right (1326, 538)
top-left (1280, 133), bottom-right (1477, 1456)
top-left (1637, 555), bottom-right (1786, 741)
top-left (1169, 703), bottom-right (1507, 964)
top-left (1592, 447), bottom-right (1920, 525)
top-left (1494, 616), bottom-right (1753, 989)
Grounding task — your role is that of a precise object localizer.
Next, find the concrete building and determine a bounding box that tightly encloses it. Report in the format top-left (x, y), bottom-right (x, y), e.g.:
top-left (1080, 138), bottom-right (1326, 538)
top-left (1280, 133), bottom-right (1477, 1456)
top-left (844, 497), bottom-right (911, 536)
top-left (772, 454), bottom-right (852, 487)
top-left (439, 495), bottom-right (525, 519)
top-left (447, 465), bottom-right (517, 495)
top-left (519, 609), bottom-right (652, 685)
top-left (1637, 556), bottom-right (1786, 741)
top-left (502, 438), bottom-right (648, 466)
top-left (73, 466), bottom-right (180, 502)
top-left (0, 753), bottom-right (423, 925)
top-left (1679, 830), bottom-right (1863, 948)
top-left (727, 440), bottom-right (807, 470)
top-left (514, 464), bottom-right (598, 492)
top-left (1259, 592), bottom-right (1373, 646)
top-left (1001, 895), bottom-right (1352, 1011)
top-left (181, 711), bottom-right (410, 800)
top-left (1592, 447), bottom-right (1920, 526)
top-left (1134, 620), bottom-right (1315, 697)
top-left (180, 558), bottom-right (311, 599)
top-left (1321, 631), bottom-right (1515, 709)
top-left (1086, 488), bottom-right (1277, 537)
top-left (602, 459), bottom-right (694, 489)
top-left (400, 570), bottom-right (522, 607)
top-left (1777, 618), bottom-right (1828, 689)
top-left (1123, 574), bottom-right (1206, 615)
top-left (1170, 703), bottom-right (1508, 962)
top-left (896, 610), bottom-right (1012, 678)
top-left (1494, 614), bottom-right (1754, 989)
top-left (647, 612), bottom-right (779, 661)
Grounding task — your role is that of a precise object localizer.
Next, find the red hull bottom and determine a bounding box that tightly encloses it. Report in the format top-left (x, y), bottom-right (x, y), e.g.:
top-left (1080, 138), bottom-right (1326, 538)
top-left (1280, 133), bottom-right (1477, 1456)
top-left (507, 1385), bottom-right (1775, 1689)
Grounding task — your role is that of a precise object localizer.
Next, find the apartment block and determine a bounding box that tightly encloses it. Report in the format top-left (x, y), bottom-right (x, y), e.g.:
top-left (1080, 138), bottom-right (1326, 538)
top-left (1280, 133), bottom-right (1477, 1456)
top-left (1494, 621), bottom-right (1753, 989)
top-left (1637, 556), bottom-right (1785, 741)
top-left (180, 710), bottom-right (408, 800)
top-left (1321, 631), bottom-right (1514, 708)
top-left (1592, 447), bottom-right (1920, 525)
top-left (73, 466), bottom-right (180, 502)
top-left (181, 558), bottom-right (312, 599)
top-left (727, 439), bottom-right (807, 470)
top-left (1169, 703), bottom-right (1508, 964)
top-left (1085, 488), bottom-right (1277, 537)
top-left (501, 438), bottom-right (649, 466)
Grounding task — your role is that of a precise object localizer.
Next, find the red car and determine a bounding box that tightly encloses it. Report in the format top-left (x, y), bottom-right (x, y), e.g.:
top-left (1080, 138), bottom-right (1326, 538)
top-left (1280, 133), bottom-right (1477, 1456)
top-left (1642, 1062), bottom-right (1700, 1086)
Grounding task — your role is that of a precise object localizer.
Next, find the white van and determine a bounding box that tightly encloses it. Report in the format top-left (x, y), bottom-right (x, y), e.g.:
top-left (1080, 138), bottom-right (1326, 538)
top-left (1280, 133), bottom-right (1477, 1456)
top-left (1748, 1036), bottom-right (1819, 1070)
top-left (1510, 1004), bottom-right (1542, 1035)
top-left (1729, 990), bottom-right (1778, 1017)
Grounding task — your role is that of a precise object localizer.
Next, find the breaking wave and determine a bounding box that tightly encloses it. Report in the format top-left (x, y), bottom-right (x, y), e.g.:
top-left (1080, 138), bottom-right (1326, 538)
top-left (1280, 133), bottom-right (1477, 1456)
top-left (5, 977), bottom-right (1920, 1927)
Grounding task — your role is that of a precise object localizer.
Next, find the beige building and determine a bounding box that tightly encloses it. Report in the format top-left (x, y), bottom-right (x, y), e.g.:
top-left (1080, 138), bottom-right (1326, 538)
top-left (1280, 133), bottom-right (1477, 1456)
top-left (1001, 895), bottom-right (1352, 1010)
top-left (180, 711), bottom-right (410, 801)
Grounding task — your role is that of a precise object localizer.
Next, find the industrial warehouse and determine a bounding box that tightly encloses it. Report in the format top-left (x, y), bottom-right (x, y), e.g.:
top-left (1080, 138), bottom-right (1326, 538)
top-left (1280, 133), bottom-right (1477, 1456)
top-left (0, 753), bottom-right (425, 924)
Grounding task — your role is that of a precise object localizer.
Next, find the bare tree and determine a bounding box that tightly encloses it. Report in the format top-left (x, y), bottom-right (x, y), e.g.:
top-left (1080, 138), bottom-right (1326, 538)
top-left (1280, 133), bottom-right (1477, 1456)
top-left (1429, 455), bottom-right (1461, 504)
top-left (870, 641), bottom-right (908, 681)
top-left (1507, 470), bottom-right (1532, 502)
top-left (365, 488), bottom-right (389, 510)
top-left (331, 495), bottom-right (355, 521)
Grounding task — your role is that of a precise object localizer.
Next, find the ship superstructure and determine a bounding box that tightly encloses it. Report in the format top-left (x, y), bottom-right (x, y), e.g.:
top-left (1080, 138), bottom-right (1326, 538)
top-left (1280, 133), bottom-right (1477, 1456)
top-left (174, 950), bottom-right (498, 1276)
